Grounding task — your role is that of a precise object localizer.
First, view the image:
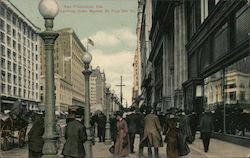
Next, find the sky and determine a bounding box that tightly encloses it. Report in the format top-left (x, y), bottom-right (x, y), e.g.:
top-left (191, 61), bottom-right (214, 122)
top-left (10, 0), bottom-right (138, 106)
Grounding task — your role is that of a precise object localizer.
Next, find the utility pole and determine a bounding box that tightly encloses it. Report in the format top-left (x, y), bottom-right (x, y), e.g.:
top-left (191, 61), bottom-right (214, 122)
top-left (116, 76), bottom-right (126, 105)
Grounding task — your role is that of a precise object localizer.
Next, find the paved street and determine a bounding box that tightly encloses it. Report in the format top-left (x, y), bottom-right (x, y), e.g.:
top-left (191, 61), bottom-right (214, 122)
top-left (1, 121), bottom-right (249, 158)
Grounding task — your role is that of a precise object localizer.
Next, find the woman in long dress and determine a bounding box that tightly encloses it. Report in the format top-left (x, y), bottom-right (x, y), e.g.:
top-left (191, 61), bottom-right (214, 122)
top-left (114, 111), bottom-right (130, 157)
top-left (165, 114), bottom-right (179, 158)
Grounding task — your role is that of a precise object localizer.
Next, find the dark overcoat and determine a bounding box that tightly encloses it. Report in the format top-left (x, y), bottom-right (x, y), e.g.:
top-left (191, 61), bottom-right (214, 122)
top-left (200, 114), bottom-right (214, 133)
top-left (62, 119), bottom-right (87, 158)
top-left (177, 115), bottom-right (191, 156)
top-left (28, 117), bottom-right (44, 153)
top-left (165, 118), bottom-right (179, 158)
top-left (97, 114), bottom-right (106, 136)
top-left (126, 112), bottom-right (137, 134)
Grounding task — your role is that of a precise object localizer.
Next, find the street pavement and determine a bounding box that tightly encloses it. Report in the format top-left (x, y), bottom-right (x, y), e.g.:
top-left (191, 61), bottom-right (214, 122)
top-left (1, 120), bottom-right (249, 158)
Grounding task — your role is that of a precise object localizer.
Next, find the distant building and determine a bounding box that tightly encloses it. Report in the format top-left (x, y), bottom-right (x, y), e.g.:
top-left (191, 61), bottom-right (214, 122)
top-left (40, 28), bottom-right (87, 112)
top-left (137, 0), bottom-right (153, 107)
top-left (90, 66), bottom-right (106, 112)
top-left (0, 0), bottom-right (41, 111)
top-left (132, 48), bottom-right (140, 106)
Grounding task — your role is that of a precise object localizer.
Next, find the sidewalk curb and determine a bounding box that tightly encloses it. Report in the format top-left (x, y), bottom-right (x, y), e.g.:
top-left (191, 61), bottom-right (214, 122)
top-left (189, 145), bottom-right (209, 158)
top-left (189, 145), bottom-right (250, 158)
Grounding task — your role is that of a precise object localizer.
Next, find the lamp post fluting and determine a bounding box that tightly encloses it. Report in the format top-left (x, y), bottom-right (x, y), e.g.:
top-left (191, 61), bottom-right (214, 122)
top-left (82, 52), bottom-right (93, 158)
top-left (39, 0), bottom-right (59, 157)
top-left (105, 83), bottom-right (112, 145)
top-left (110, 90), bottom-right (115, 117)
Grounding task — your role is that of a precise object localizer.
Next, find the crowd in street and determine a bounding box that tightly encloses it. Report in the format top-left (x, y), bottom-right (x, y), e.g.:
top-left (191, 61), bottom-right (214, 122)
top-left (27, 106), bottom-right (214, 158)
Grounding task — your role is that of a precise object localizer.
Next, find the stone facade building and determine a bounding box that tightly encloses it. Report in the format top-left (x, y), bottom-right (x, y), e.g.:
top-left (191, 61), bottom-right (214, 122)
top-left (90, 66), bottom-right (106, 112)
top-left (40, 28), bottom-right (87, 112)
top-left (0, 0), bottom-right (41, 111)
top-left (132, 48), bottom-right (140, 106)
top-left (137, 0), bottom-right (153, 107)
top-left (138, 0), bottom-right (249, 145)
top-left (138, 0), bottom-right (249, 111)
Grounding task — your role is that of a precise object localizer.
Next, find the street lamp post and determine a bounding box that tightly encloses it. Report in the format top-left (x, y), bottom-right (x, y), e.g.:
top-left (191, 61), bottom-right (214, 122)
top-left (105, 83), bottom-right (112, 145)
top-left (113, 94), bottom-right (118, 113)
top-left (82, 52), bottom-right (93, 158)
top-left (38, 0), bottom-right (59, 157)
top-left (110, 90), bottom-right (115, 117)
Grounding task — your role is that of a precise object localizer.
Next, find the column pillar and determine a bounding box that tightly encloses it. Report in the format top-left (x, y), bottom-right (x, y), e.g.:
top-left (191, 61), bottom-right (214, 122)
top-left (174, 1), bottom-right (187, 109)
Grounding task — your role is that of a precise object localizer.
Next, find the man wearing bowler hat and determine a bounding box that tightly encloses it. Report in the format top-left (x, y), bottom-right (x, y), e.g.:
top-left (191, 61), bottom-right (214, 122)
top-left (62, 112), bottom-right (87, 158)
top-left (200, 109), bottom-right (214, 152)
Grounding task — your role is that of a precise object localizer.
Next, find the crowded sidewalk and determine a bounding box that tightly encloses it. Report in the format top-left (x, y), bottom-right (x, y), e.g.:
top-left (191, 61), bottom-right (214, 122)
top-left (92, 133), bottom-right (250, 158)
top-left (1, 130), bottom-right (249, 158)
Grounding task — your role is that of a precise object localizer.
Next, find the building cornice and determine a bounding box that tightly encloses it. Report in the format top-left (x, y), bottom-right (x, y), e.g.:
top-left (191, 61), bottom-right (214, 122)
top-left (56, 28), bottom-right (87, 52)
top-left (2, 0), bottom-right (41, 31)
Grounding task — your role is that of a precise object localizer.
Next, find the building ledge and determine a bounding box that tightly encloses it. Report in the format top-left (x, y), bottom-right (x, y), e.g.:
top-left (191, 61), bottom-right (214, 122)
top-left (213, 132), bottom-right (250, 148)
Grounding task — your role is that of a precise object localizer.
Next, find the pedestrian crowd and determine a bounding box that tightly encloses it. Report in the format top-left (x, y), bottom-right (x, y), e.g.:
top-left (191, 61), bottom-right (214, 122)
top-left (28, 106), bottom-right (214, 158)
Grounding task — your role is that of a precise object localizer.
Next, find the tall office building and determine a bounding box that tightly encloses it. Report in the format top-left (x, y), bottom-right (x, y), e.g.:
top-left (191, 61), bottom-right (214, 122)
top-left (137, 0), bottom-right (152, 107)
top-left (138, 0), bottom-right (249, 145)
top-left (40, 28), bottom-right (86, 112)
top-left (0, 0), bottom-right (41, 111)
top-left (90, 66), bottom-right (106, 112)
top-left (132, 49), bottom-right (140, 105)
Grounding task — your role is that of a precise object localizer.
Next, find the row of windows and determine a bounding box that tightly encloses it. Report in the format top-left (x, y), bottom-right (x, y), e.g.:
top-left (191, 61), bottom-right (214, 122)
top-left (1, 57), bottom-right (39, 76)
top-left (0, 5), bottom-right (38, 41)
top-left (1, 70), bottom-right (39, 89)
top-left (1, 83), bottom-right (39, 100)
top-left (1, 44), bottom-right (38, 61)
top-left (0, 30), bottom-right (38, 52)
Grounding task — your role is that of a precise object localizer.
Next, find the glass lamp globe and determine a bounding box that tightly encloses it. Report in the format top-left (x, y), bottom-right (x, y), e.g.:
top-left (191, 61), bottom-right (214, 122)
top-left (39, 0), bottom-right (59, 19)
top-left (106, 83), bottom-right (111, 89)
top-left (83, 52), bottom-right (92, 64)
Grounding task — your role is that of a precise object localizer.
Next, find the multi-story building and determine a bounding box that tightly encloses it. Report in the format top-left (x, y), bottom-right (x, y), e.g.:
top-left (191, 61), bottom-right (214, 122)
top-left (138, 0), bottom-right (249, 146)
top-left (40, 28), bottom-right (86, 112)
top-left (138, 0), bottom-right (153, 108)
top-left (183, 0), bottom-right (249, 145)
top-left (90, 66), bottom-right (106, 112)
top-left (132, 48), bottom-right (140, 106)
top-left (0, 0), bottom-right (41, 111)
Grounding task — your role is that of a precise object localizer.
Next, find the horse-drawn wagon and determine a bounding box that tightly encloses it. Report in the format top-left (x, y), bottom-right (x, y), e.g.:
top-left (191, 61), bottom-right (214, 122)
top-left (0, 101), bottom-right (31, 151)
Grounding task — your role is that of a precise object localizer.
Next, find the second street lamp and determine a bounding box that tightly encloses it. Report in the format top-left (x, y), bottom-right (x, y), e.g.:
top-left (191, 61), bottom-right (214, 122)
top-left (105, 83), bottom-right (112, 145)
top-left (110, 89), bottom-right (115, 117)
top-left (38, 0), bottom-right (59, 157)
top-left (82, 52), bottom-right (93, 158)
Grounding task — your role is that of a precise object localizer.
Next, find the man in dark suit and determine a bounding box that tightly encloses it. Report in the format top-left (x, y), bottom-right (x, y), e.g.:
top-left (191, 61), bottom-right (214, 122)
top-left (200, 109), bottom-right (214, 152)
top-left (126, 106), bottom-right (137, 153)
top-left (62, 113), bottom-right (87, 158)
top-left (28, 112), bottom-right (44, 158)
top-left (136, 107), bottom-right (145, 158)
top-left (189, 111), bottom-right (198, 143)
top-left (97, 113), bottom-right (106, 142)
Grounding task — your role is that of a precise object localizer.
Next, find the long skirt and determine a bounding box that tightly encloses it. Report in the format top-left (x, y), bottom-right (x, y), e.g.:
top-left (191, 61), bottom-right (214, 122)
top-left (166, 137), bottom-right (179, 158)
top-left (177, 133), bottom-right (190, 156)
top-left (114, 134), bottom-right (130, 156)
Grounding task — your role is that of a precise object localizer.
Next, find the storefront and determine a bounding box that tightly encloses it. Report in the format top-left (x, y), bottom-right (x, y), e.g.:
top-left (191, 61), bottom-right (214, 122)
top-left (183, 1), bottom-right (249, 145)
